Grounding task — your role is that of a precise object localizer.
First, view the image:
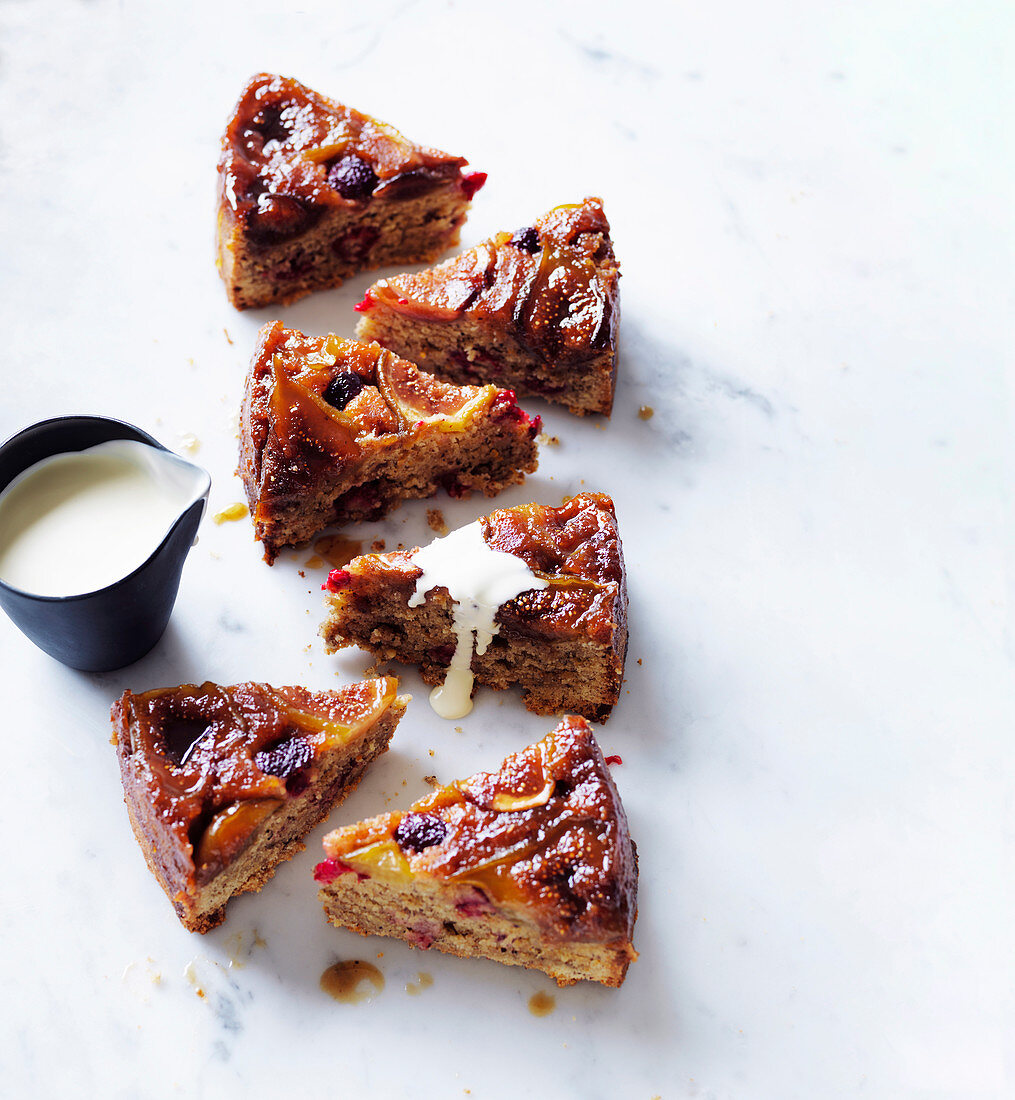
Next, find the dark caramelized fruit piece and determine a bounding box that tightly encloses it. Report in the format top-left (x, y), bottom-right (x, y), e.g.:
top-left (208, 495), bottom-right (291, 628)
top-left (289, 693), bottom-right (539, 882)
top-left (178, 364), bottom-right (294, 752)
top-left (319, 492), bottom-right (628, 722)
top-left (354, 197), bottom-right (620, 416)
top-left (239, 322), bottom-right (539, 563)
top-left (249, 102), bottom-right (293, 146)
top-left (216, 74), bottom-right (484, 310)
top-left (254, 734), bottom-right (313, 778)
top-left (247, 194), bottom-right (321, 245)
top-left (327, 155), bottom-right (379, 200)
top-left (323, 370), bottom-right (367, 410)
top-left (111, 677), bottom-right (406, 933)
top-left (161, 718), bottom-right (211, 766)
top-left (197, 799), bottom-right (283, 868)
top-left (394, 813), bottom-right (448, 853)
top-left (509, 226), bottom-right (540, 253)
top-left (316, 716), bottom-right (639, 988)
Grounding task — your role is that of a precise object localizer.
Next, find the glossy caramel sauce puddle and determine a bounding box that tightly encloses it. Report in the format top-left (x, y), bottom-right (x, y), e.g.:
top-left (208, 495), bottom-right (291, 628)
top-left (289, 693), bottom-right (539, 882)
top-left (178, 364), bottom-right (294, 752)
top-left (405, 971), bottom-right (434, 996)
top-left (528, 991), bottom-right (556, 1016)
top-left (213, 502), bottom-right (249, 524)
top-left (320, 960), bottom-right (385, 1004)
top-left (314, 534), bottom-right (364, 567)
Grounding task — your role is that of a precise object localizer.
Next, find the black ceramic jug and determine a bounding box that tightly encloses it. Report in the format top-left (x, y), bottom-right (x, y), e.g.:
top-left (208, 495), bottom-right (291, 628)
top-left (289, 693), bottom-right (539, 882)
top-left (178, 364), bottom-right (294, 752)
top-left (0, 415), bottom-right (211, 671)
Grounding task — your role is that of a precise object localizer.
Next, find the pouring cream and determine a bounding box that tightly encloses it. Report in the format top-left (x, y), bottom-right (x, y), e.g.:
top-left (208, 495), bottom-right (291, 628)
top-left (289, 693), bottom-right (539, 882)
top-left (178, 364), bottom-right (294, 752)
top-left (0, 440), bottom-right (208, 597)
top-left (408, 521), bottom-right (547, 719)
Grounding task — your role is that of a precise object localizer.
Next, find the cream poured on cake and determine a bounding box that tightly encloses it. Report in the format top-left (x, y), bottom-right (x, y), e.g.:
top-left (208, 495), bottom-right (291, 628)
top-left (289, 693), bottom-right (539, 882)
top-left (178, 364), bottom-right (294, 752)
top-left (407, 522), bottom-right (547, 718)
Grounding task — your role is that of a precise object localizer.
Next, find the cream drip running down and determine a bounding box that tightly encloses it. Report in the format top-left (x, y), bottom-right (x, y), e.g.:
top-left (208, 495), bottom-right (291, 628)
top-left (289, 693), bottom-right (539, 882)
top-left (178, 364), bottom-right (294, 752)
top-left (408, 522), bottom-right (547, 719)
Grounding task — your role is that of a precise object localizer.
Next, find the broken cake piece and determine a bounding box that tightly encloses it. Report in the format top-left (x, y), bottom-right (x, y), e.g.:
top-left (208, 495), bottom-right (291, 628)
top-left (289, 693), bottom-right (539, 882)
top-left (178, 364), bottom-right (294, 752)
top-left (112, 676), bottom-right (407, 933)
top-left (217, 73), bottom-right (486, 309)
top-left (320, 492), bottom-right (628, 722)
top-left (315, 716), bottom-right (639, 987)
top-left (239, 322), bottom-right (540, 564)
top-left (355, 197), bottom-right (620, 415)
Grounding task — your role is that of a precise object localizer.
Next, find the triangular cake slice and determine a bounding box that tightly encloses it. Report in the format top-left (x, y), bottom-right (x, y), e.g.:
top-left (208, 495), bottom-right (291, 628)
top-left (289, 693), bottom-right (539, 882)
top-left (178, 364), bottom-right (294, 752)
top-left (239, 322), bottom-right (540, 563)
top-left (320, 492), bottom-right (628, 721)
top-left (217, 73), bottom-right (486, 309)
top-left (111, 676), bottom-right (407, 933)
top-left (355, 197), bottom-right (620, 416)
top-left (315, 716), bottom-right (638, 986)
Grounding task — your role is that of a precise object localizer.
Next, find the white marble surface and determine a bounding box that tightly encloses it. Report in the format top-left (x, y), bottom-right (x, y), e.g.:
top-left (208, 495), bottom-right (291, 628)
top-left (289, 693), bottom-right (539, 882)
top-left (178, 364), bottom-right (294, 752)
top-left (1, 2), bottom-right (1011, 1097)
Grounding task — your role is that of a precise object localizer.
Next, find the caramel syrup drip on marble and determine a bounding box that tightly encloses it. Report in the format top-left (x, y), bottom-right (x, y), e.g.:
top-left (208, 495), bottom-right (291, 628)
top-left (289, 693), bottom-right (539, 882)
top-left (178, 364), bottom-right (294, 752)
top-left (320, 960), bottom-right (385, 1003)
top-left (314, 534), bottom-right (363, 567)
top-left (405, 971), bottom-right (433, 996)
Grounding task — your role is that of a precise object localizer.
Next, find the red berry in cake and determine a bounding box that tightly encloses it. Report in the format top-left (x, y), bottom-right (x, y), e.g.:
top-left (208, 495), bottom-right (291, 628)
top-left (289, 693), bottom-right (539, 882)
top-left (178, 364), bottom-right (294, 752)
top-left (489, 390), bottom-right (540, 437)
top-left (605, 754), bottom-right (623, 766)
top-left (323, 371), bottom-right (366, 410)
top-left (286, 771), bottom-right (311, 796)
top-left (314, 857), bottom-right (354, 884)
top-left (428, 643), bottom-right (456, 666)
top-left (333, 225), bottom-right (379, 262)
top-left (460, 170), bottom-right (487, 199)
top-left (327, 154), bottom-right (379, 199)
top-left (323, 569), bottom-right (352, 592)
top-left (489, 389), bottom-right (518, 418)
top-left (440, 475), bottom-right (469, 500)
top-left (454, 889), bottom-right (493, 918)
top-left (353, 291), bottom-right (374, 312)
top-left (395, 813), bottom-right (448, 853)
top-left (255, 735), bottom-right (313, 778)
top-left (509, 226), bottom-right (540, 253)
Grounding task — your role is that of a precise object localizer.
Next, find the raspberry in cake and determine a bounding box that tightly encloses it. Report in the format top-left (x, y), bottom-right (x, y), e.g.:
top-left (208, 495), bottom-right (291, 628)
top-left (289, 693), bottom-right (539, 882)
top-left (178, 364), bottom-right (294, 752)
top-left (355, 197), bottom-right (620, 416)
top-left (111, 676), bottom-right (407, 933)
top-left (240, 323), bottom-right (540, 564)
top-left (216, 73), bottom-right (486, 309)
top-left (320, 493), bottom-right (628, 722)
top-left (315, 716), bottom-right (639, 987)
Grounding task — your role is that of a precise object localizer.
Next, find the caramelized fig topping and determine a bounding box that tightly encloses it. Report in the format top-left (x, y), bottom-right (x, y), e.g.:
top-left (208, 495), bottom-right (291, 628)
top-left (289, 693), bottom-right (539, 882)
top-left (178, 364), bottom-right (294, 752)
top-left (246, 193), bottom-right (321, 245)
top-left (250, 102), bottom-right (294, 146)
top-left (376, 167), bottom-right (445, 200)
top-left (196, 799), bottom-right (283, 869)
top-left (162, 718), bottom-right (211, 766)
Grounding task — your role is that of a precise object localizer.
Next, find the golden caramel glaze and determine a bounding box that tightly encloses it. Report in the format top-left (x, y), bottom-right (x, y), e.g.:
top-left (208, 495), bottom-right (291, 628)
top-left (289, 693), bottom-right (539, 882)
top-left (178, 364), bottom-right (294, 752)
top-left (218, 74), bottom-right (470, 249)
top-left (332, 493), bottom-right (627, 646)
top-left (239, 322), bottom-right (531, 519)
top-left (321, 716), bottom-right (638, 943)
top-left (362, 198), bottom-right (620, 360)
top-left (112, 677), bottom-right (400, 882)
